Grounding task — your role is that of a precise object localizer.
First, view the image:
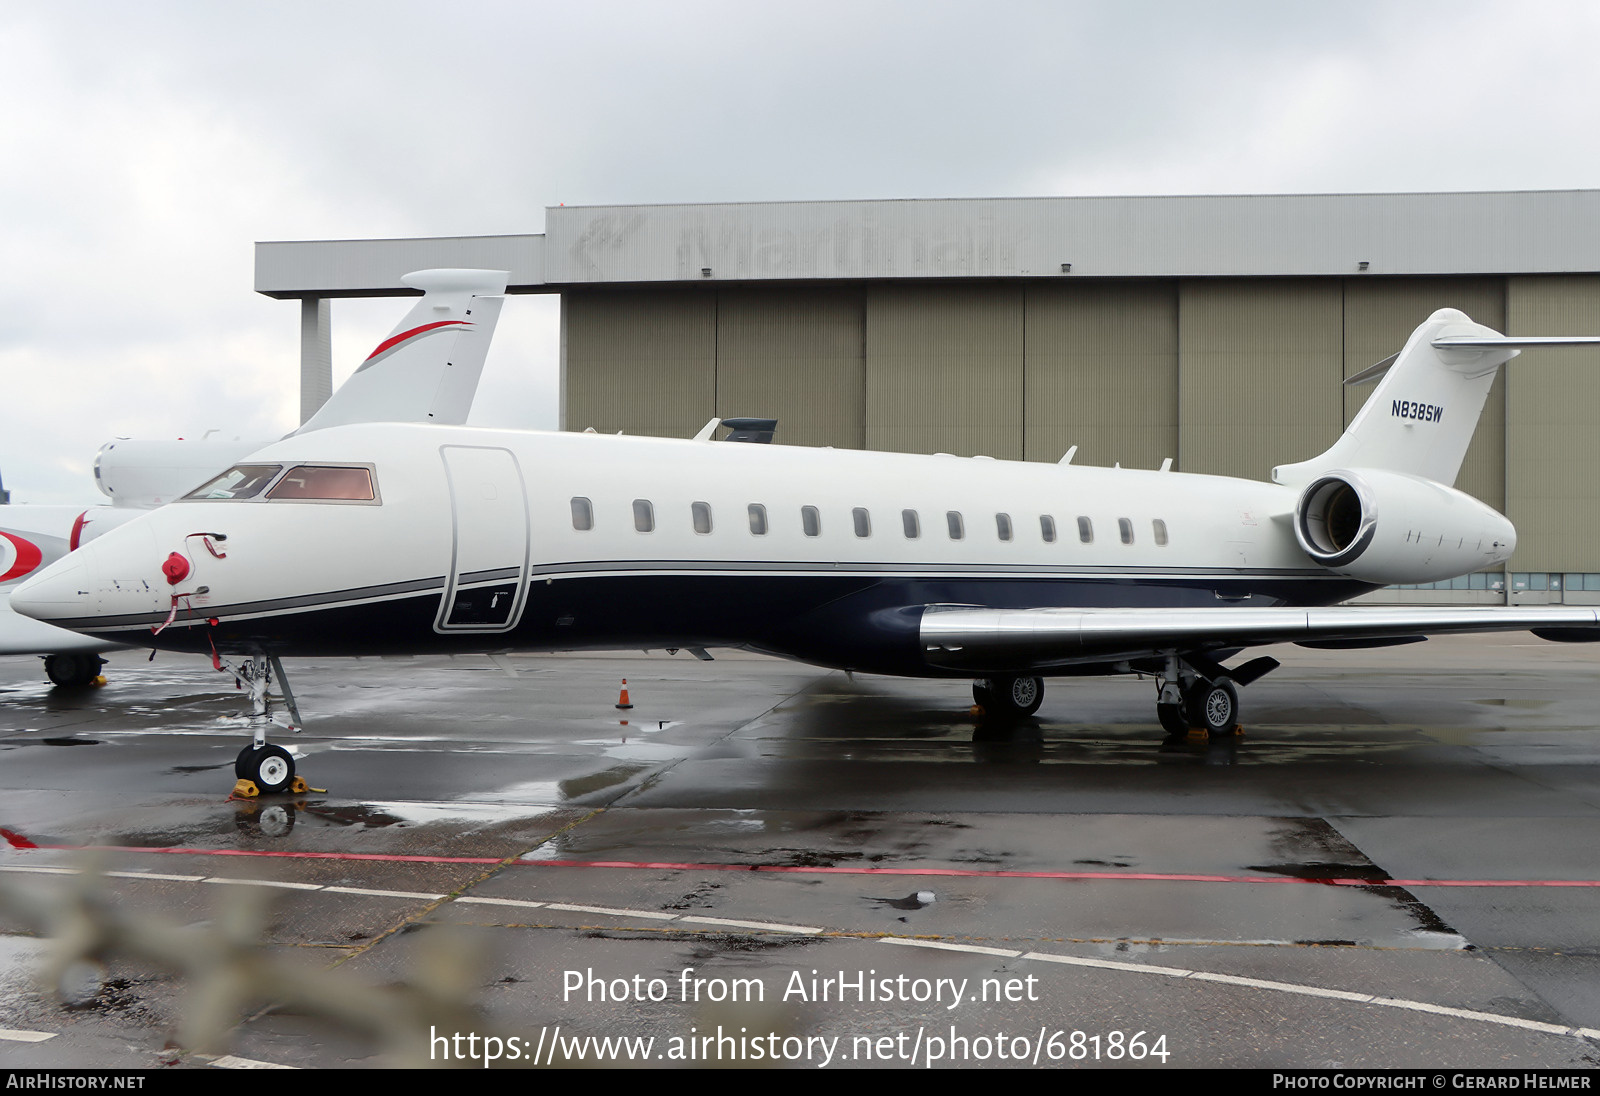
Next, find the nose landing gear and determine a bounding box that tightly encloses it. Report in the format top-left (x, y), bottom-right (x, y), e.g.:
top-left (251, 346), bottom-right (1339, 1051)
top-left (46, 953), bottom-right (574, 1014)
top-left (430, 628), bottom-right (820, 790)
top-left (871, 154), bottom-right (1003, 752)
top-left (221, 653), bottom-right (307, 797)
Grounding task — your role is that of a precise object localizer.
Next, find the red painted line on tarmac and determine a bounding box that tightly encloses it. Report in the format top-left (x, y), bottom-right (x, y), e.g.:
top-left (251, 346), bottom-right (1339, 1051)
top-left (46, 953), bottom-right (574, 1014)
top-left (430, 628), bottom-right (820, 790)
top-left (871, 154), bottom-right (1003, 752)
top-left (13, 843), bottom-right (502, 865)
top-left (0, 829), bottom-right (38, 850)
top-left (512, 858), bottom-right (1600, 889)
top-left (4, 841), bottom-right (1599, 887)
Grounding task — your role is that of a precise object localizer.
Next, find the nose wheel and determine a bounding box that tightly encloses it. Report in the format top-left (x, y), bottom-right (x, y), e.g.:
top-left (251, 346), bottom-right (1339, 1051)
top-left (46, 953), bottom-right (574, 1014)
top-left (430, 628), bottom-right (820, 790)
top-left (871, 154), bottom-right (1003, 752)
top-left (235, 743), bottom-right (296, 795)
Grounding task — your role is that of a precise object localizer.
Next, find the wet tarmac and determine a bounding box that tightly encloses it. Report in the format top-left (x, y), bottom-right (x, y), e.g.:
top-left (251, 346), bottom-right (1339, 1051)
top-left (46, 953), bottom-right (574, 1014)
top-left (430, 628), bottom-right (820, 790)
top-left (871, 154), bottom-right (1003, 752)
top-left (1, 636), bottom-right (1598, 1068)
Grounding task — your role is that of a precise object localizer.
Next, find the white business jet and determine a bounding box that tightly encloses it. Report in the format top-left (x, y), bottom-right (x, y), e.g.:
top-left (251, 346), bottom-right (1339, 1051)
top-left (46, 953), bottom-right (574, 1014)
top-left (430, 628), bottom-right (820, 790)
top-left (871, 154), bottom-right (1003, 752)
top-left (0, 268), bottom-right (508, 685)
top-left (13, 308), bottom-right (1600, 794)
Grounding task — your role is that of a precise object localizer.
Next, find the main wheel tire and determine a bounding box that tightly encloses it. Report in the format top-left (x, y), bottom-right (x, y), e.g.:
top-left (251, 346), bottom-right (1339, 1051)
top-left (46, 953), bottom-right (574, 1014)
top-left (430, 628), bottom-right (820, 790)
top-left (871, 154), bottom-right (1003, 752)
top-left (1156, 702), bottom-right (1189, 736)
top-left (237, 744), bottom-right (295, 794)
top-left (984, 675), bottom-right (1044, 718)
top-left (44, 653), bottom-right (101, 688)
top-left (972, 680), bottom-right (994, 707)
top-left (1185, 680), bottom-right (1239, 735)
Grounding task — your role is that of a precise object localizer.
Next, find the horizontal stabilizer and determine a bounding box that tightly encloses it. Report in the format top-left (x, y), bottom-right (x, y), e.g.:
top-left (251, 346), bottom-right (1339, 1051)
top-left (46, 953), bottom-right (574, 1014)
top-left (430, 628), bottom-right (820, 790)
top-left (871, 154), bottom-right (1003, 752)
top-left (919, 604), bottom-right (1600, 673)
top-left (1343, 352), bottom-right (1399, 387)
top-left (1432, 335), bottom-right (1600, 349)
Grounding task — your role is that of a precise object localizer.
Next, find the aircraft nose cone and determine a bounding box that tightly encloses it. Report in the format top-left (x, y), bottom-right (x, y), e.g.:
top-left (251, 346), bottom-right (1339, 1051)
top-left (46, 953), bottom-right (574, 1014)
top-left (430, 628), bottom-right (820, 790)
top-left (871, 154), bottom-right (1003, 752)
top-left (10, 557), bottom-right (94, 623)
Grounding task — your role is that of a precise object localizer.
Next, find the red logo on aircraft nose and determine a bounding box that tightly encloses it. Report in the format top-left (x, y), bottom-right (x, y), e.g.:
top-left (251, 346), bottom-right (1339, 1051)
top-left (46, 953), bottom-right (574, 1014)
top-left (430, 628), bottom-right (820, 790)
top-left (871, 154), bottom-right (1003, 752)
top-left (162, 552), bottom-right (191, 585)
top-left (0, 531), bottom-right (44, 583)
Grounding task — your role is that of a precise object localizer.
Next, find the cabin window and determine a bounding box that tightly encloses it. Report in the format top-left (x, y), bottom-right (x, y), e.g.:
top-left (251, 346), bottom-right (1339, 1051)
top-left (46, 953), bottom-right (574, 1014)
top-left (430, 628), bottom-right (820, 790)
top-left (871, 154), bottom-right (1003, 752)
top-left (1153, 518), bottom-right (1169, 546)
top-left (633, 499), bottom-right (654, 533)
top-left (265, 465), bottom-right (376, 501)
top-left (1118, 517), bottom-right (1134, 544)
top-left (1077, 516), bottom-right (1093, 543)
top-left (902, 509), bottom-right (920, 538)
top-left (692, 501), bottom-right (712, 534)
top-left (947, 511), bottom-right (964, 540)
top-left (995, 513), bottom-right (1013, 542)
top-left (571, 497), bottom-right (594, 531)
top-left (1040, 515), bottom-right (1056, 543)
top-left (802, 505), bottom-right (821, 537)
top-left (853, 507), bottom-right (871, 538)
top-left (748, 503), bottom-right (768, 535)
top-left (184, 464), bottom-right (283, 501)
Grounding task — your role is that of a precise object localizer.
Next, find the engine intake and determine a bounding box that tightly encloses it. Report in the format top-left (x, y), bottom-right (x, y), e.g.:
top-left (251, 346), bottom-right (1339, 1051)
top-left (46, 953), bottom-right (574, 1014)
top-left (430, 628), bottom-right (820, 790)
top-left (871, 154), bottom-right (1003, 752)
top-left (1293, 468), bottom-right (1514, 586)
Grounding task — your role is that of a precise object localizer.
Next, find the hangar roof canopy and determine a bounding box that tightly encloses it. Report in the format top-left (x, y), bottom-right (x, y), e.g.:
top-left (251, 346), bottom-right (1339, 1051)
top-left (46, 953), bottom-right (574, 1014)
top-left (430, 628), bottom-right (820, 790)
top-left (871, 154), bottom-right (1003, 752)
top-left (255, 190), bottom-right (1600, 298)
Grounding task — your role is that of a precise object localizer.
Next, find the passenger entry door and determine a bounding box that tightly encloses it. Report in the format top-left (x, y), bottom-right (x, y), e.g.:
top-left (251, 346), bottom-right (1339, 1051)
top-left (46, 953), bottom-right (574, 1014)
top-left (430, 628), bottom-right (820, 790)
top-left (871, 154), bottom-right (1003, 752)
top-left (435, 445), bottom-right (530, 633)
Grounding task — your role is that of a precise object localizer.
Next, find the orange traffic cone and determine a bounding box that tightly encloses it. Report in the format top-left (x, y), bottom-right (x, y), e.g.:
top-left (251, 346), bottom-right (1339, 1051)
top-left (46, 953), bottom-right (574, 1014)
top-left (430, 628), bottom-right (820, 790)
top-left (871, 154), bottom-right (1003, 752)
top-left (615, 679), bottom-right (633, 709)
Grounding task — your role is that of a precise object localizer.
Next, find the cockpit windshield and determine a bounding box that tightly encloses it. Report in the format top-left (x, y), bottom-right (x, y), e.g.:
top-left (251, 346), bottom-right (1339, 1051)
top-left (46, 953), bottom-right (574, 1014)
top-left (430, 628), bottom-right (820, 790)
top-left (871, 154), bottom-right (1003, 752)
top-left (183, 464), bottom-right (282, 500)
top-left (181, 463), bottom-right (379, 503)
top-left (267, 466), bottom-right (376, 501)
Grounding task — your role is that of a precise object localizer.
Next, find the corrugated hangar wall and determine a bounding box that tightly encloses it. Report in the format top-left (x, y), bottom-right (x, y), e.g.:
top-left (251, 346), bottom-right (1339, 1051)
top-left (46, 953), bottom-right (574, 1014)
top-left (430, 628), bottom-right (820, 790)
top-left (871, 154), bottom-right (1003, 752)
top-left (562, 275), bottom-right (1600, 572)
top-left (1507, 275), bottom-right (1600, 571)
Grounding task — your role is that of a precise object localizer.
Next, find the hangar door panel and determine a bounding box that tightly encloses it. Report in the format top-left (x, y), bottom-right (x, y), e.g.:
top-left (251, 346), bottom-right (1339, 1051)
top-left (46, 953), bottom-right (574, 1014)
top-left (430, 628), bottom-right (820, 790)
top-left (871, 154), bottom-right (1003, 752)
top-left (436, 446), bottom-right (530, 633)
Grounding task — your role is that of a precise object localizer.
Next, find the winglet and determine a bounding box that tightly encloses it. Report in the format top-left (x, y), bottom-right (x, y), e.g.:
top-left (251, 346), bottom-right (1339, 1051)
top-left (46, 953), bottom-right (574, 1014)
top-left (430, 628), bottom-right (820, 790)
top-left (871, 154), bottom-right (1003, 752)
top-left (294, 269), bottom-right (509, 435)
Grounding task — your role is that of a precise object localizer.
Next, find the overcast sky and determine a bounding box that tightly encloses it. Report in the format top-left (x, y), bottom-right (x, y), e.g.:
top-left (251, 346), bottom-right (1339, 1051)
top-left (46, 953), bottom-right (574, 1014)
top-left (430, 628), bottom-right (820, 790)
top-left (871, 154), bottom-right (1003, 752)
top-left (5, 0), bottom-right (1600, 505)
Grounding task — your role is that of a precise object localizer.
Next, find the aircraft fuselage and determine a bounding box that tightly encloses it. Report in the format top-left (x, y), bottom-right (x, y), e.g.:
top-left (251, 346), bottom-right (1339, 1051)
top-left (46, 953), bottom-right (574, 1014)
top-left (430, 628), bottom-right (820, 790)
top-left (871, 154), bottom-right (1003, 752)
top-left (10, 422), bottom-right (1380, 677)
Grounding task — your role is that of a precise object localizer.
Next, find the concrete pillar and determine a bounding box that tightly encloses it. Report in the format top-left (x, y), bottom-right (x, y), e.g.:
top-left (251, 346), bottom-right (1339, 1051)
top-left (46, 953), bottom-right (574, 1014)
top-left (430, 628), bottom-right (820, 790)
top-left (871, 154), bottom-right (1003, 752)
top-left (299, 297), bottom-right (332, 424)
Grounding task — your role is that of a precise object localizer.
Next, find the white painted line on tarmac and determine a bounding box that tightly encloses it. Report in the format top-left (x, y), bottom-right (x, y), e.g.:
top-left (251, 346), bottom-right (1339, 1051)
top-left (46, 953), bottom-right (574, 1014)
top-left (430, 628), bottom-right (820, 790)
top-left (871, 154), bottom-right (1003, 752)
top-left (323, 886), bottom-right (445, 900)
top-left (1187, 969), bottom-right (1373, 1002)
top-left (208, 1055), bottom-right (297, 1069)
top-left (1024, 951), bottom-right (1197, 978)
top-left (204, 877), bottom-right (324, 891)
top-left (103, 871), bottom-right (208, 882)
top-left (1021, 949), bottom-right (1600, 1041)
top-left (0, 1029), bottom-right (56, 1043)
top-left (544, 902), bottom-right (678, 921)
top-left (43, 858), bottom-right (1600, 1043)
top-left (679, 915), bottom-right (824, 935)
top-left (457, 896), bottom-right (547, 909)
top-left (883, 938), bottom-right (1023, 958)
top-left (1367, 996), bottom-right (1586, 1037)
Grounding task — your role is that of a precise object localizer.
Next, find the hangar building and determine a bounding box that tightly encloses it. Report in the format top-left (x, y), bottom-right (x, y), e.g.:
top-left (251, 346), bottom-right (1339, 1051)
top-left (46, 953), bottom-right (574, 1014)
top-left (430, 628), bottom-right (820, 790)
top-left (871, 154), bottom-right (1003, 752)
top-left (255, 191), bottom-right (1600, 603)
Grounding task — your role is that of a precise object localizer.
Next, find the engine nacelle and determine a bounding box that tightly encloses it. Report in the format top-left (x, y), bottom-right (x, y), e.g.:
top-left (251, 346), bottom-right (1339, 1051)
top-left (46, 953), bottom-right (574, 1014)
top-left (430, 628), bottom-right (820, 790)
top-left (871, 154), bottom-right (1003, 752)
top-left (1293, 467), bottom-right (1515, 585)
top-left (94, 437), bottom-right (262, 508)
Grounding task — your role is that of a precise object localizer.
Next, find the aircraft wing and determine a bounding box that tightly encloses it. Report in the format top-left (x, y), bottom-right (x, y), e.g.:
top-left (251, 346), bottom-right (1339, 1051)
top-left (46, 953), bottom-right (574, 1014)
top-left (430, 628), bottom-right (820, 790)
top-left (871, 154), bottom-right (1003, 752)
top-left (919, 604), bottom-right (1600, 673)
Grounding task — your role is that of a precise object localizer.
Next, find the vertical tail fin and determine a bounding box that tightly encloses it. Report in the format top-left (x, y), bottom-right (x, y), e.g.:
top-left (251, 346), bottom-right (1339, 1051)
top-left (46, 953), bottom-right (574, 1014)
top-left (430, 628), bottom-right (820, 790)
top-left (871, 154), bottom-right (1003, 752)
top-left (1273, 308), bottom-right (1515, 488)
top-left (294, 269), bottom-right (509, 435)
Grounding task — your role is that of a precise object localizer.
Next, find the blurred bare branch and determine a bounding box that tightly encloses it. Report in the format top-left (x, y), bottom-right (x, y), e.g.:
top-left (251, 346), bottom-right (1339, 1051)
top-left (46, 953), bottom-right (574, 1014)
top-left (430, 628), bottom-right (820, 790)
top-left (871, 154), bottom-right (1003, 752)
top-left (0, 859), bottom-right (549, 1067)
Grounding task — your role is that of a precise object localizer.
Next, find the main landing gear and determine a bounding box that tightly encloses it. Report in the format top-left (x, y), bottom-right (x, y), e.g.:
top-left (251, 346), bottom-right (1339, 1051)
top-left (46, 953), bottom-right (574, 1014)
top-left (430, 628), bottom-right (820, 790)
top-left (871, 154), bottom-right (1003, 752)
top-left (220, 653), bottom-right (306, 796)
top-left (972, 675), bottom-right (1045, 719)
top-left (43, 653), bottom-right (105, 689)
top-left (1154, 653), bottom-right (1278, 738)
top-left (967, 655), bottom-right (1277, 735)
